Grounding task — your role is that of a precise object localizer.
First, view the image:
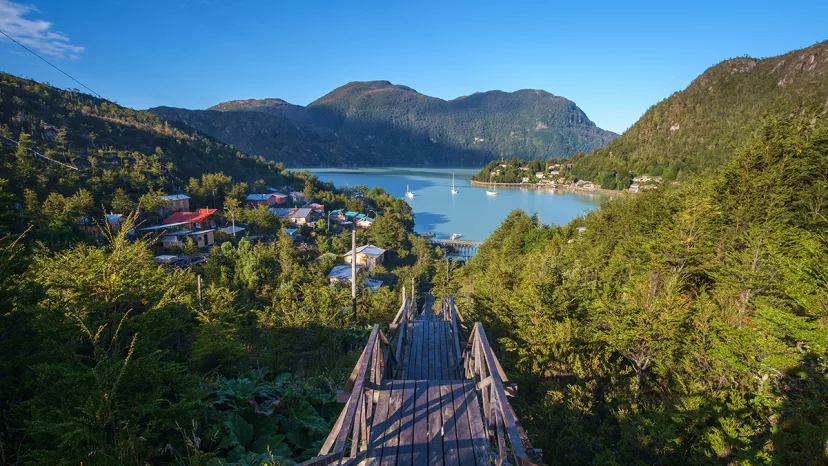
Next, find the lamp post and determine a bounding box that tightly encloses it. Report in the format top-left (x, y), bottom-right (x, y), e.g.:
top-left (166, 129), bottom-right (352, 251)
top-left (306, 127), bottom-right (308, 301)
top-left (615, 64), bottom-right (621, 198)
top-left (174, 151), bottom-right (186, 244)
top-left (223, 207), bottom-right (235, 237)
top-left (326, 210), bottom-right (333, 233)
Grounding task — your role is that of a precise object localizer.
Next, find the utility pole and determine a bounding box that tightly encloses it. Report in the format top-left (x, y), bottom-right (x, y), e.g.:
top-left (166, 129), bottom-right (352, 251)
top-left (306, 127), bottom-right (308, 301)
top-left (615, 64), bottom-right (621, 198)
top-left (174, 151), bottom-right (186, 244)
top-left (351, 227), bottom-right (357, 322)
top-left (197, 274), bottom-right (203, 312)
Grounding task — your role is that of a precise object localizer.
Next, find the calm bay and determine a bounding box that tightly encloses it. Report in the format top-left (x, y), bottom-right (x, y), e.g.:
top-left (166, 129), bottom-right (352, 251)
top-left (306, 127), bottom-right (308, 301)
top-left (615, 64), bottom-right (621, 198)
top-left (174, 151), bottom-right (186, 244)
top-left (307, 167), bottom-right (608, 242)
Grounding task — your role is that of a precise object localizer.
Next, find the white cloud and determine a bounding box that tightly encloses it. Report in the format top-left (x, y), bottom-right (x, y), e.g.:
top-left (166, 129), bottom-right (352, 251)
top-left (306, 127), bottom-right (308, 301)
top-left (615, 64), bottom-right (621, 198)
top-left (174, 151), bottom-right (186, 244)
top-left (0, 0), bottom-right (84, 59)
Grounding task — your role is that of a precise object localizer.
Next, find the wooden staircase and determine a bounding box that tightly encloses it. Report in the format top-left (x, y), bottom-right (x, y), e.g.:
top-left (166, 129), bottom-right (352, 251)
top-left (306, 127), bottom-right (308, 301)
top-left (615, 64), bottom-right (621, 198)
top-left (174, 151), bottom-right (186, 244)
top-left (300, 295), bottom-right (538, 466)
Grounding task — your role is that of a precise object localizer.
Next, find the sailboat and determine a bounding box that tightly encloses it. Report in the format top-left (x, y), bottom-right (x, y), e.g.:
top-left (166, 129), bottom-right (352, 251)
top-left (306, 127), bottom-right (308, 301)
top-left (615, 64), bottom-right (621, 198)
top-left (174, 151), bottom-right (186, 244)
top-left (451, 173), bottom-right (458, 194)
top-left (405, 184), bottom-right (415, 198)
top-left (486, 173), bottom-right (498, 196)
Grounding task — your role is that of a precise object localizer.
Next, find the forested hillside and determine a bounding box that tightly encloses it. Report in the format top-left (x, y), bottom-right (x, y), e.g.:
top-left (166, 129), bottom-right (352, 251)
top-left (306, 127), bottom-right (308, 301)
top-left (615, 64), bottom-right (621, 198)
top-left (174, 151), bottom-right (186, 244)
top-left (152, 81), bottom-right (616, 167)
top-left (457, 112), bottom-right (828, 464)
top-left (0, 72), bottom-right (449, 465)
top-left (149, 106), bottom-right (382, 167)
top-left (571, 40), bottom-right (828, 187)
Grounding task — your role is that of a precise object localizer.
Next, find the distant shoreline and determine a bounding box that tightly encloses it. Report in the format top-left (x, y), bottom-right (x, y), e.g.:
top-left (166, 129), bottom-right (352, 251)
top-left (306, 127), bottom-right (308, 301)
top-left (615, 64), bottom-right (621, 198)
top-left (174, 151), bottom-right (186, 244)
top-left (469, 179), bottom-right (626, 196)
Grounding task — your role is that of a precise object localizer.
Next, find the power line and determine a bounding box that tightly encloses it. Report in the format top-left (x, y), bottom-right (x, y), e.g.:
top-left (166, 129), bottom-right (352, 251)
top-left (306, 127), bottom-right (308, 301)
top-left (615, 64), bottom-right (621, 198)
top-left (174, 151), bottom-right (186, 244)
top-left (0, 29), bottom-right (102, 99)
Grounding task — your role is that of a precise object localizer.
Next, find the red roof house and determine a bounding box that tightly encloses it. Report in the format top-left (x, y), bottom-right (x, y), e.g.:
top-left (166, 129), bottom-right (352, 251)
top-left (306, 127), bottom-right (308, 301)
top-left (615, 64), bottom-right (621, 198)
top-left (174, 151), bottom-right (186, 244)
top-left (162, 208), bottom-right (217, 230)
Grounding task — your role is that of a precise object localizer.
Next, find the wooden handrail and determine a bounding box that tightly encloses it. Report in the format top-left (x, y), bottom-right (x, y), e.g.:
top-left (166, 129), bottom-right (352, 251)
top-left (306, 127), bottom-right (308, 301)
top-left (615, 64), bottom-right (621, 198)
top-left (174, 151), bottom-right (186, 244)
top-left (464, 322), bottom-right (536, 465)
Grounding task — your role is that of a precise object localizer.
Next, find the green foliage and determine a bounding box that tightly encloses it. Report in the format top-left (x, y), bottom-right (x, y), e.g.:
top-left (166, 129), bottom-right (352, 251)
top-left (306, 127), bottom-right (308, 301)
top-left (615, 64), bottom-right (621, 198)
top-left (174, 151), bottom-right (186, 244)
top-left (458, 112), bottom-right (828, 464)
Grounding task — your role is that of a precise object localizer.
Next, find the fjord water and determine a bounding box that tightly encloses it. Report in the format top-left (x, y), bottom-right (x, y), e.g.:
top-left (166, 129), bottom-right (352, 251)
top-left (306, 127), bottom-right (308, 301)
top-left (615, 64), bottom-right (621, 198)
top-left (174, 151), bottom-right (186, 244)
top-left (309, 168), bottom-right (607, 241)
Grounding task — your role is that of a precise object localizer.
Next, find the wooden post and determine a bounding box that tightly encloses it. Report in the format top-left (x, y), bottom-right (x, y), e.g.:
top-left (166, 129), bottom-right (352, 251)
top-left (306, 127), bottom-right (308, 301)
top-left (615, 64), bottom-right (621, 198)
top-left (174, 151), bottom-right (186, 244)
top-left (351, 228), bottom-right (357, 322)
top-left (411, 277), bottom-right (415, 314)
top-left (197, 274), bottom-right (203, 311)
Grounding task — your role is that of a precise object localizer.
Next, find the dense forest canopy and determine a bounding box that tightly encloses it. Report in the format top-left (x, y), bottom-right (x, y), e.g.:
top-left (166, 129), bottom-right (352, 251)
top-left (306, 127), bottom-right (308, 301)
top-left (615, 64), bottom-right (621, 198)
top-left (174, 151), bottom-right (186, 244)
top-left (457, 112), bottom-right (828, 464)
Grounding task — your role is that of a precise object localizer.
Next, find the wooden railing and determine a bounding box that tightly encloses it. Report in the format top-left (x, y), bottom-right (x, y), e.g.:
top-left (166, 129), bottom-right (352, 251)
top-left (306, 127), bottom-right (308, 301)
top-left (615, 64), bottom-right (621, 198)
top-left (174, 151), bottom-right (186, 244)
top-left (464, 321), bottom-right (538, 465)
top-left (301, 297), bottom-right (409, 465)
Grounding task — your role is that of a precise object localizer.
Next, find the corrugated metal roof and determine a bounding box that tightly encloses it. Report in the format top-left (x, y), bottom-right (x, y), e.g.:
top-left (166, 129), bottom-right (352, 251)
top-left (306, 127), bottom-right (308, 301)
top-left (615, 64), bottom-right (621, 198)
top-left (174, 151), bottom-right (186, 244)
top-left (269, 207), bottom-right (296, 217)
top-left (328, 265), bottom-right (358, 280)
top-left (344, 244), bottom-right (386, 258)
top-left (292, 208), bottom-right (313, 218)
top-left (160, 194), bottom-right (190, 201)
top-left (163, 208), bottom-right (216, 225)
top-left (139, 222), bottom-right (189, 231)
top-left (246, 194), bottom-right (275, 201)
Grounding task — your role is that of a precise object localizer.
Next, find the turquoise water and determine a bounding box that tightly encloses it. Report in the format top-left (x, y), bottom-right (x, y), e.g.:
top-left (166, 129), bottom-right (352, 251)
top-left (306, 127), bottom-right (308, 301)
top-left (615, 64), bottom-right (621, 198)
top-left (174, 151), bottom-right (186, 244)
top-left (308, 167), bottom-right (607, 242)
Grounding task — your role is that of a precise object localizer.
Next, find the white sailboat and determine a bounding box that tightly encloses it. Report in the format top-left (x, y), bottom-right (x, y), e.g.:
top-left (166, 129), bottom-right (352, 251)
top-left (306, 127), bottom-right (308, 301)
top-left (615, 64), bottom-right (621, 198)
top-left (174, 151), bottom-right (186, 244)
top-left (486, 173), bottom-right (498, 196)
top-left (451, 172), bottom-right (458, 194)
top-left (405, 184), bottom-right (414, 198)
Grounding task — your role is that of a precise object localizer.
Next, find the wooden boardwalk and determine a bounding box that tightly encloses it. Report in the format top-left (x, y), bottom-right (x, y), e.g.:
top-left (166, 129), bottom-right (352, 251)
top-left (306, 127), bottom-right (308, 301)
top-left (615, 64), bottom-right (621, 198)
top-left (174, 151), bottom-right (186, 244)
top-left (301, 295), bottom-right (537, 466)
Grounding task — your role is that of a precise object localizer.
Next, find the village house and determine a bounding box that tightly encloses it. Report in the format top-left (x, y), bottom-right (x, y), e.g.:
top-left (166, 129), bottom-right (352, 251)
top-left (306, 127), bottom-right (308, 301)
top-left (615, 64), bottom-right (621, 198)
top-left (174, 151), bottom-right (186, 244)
top-left (269, 207), bottom-right (315, 225)
top-left (305, 203), bottom-right (325, 213)
top-left (521, 177), bottom-right (530, 183)
top-left (160, 194), bottom-right (190, 213)
top-left (289, 207), bottom-right (315, 225)
top-left (535, 171), bottom-right (545, 179)
top-left (246, 193), bottom-right (283, 207)
top-left (364, 278), bottom-right (383, 292)
top-left (629, 183), bottom-right (641, 193)
top-left (327, 264), bottom-right (362, 284)
top-left (356, 216), bottom-right (374, 228)
top-left (326, 266), bottom-right (384, 291)
top-left (344, 245), bottom-right (387, 269)
top-left (162, 208), bottom-right (217, 230)
top-left (76, 213), bottom-right (126, 235)
top-left (269, 207), bottom-right (294, 220)
top-left (284, 228), bottom-right (302, 241)
top-left (219, 225), bottom-right (246, 236)
top-left (140, 222), bottom-right (215, 249)
top-left (329, 209), bottom-right (347, 224)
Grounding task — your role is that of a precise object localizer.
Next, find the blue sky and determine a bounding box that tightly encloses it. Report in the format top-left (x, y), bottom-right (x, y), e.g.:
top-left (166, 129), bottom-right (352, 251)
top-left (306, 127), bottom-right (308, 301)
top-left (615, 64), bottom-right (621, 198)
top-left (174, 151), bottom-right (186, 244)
top-left (1, 0), bottom-right (826, 134)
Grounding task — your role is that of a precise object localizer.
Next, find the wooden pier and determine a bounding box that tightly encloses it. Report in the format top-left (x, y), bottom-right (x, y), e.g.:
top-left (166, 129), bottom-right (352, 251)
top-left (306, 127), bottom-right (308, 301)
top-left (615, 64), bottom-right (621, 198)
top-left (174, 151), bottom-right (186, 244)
top-left (300, 296), bottom-right (537, 466)
top-left (428, 239), bottom-right (482, 260)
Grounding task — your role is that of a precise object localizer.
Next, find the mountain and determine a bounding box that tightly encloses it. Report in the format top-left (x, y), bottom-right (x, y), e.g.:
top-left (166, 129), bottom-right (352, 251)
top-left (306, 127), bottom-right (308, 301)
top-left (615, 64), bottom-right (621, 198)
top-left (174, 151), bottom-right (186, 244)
top-left (151, 81), bottom-right (617, 167)
top-left (572, 40), bottom-right (828, 187)
top-left (148, 106), bottom-right (386, 167)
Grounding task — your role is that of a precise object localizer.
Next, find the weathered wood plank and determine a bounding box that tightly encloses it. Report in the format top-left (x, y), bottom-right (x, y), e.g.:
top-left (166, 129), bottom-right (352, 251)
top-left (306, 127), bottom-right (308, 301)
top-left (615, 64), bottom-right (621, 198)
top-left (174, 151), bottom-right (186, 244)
top-left (414, 322), bottom-right (428, 380)
top-left (428, 321), bottom-right (437, 381)
top-left (441, 381), bottom-right (460, 466)
top-left (412, 380), bottom-right (429, 465)
top-left (396, 381), bottom-right (416, 466)
top-left (366, 381), bottom-right (392, 466)
top-left (427, 380), bottom-right (444, 466)
top-left (465, 381), bottom-right (490, 465)
top-left (435, 322), bottom-right (444, 382)
top-left (452, 381), bottom-right (476, 466)
top-left (379, 380), bottom-right (403, 466)
top-left (411, 321), bottom-right (423, 380)
top-left (441, 322), bottom-right (451, 380)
